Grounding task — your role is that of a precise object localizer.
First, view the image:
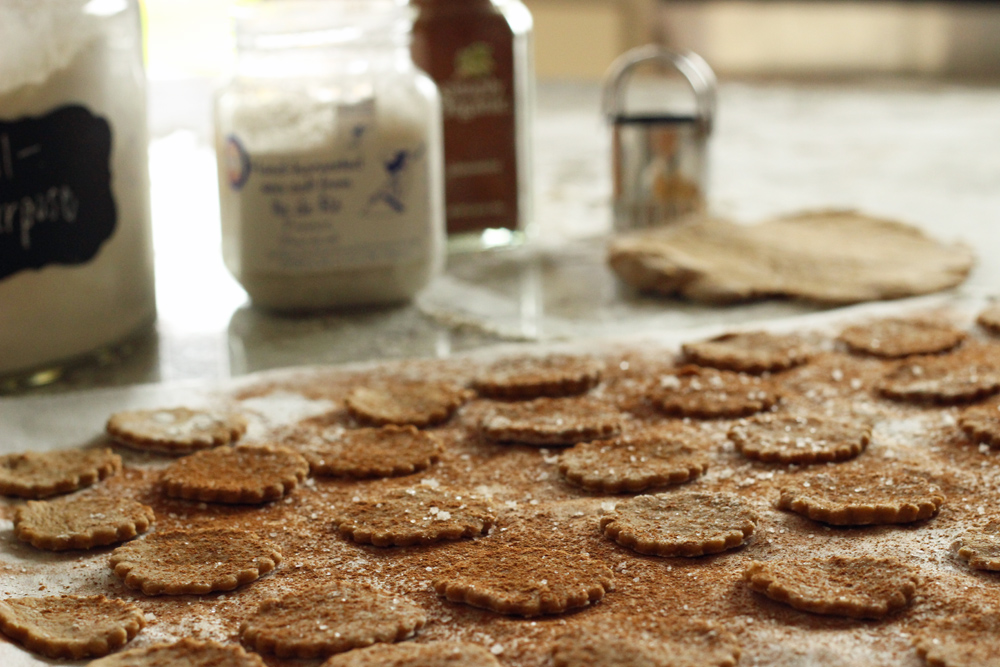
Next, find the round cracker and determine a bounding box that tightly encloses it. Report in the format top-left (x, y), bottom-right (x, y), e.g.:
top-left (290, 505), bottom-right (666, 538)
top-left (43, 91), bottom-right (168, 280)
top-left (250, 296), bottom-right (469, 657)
top-left (432, 544), bottom-right (614, 617)
top-left (0, 448), bottom-right (121, 499)
top-left (89, 638), bottom-right (266, 667)
top-left (956, 521), bottom-right (1000, 571)
top-left (320, 642), bottom-right (502, 667)
top-left (656, 367), bottom-right (779, 419)
top-left (106, 407), bottom-right (247, 454)
top-left (240, 584), bottom-right (426, 659)
top-left (958, 397), bottom-right (1000, 448)
top-left (839, 318), bottom-right (966, 358)
top-left (877, 344), bottom-right (1000, 404)
top-left (472, 354), bottom-right (604, 399)
top-left (109, 528), bottom-right (281, 596)
top-left (161, 445), bottom-right (309, 504)
top-left (728, 413), bottom-right (870, 465)
top-left (284, 424), bottom-right (442, 478)
top-left (682, 331), bottom-right (813, 374)
top-left (600, 492), bottom-right (758, 557)
top-left (478, 396), bottom-right (624, 446)
top-left (344, 381), bottom-right (475, 427)
top-left (743, 556), bottom-right (919, 619)
top-left (0, 595), bottom-right (144, 660)
top-left (15, 495), bottom-right (154, 551)
top-left (332, 485), bottom-right (495, 547)
top-left (913, 613), bottom-right (1000, 667)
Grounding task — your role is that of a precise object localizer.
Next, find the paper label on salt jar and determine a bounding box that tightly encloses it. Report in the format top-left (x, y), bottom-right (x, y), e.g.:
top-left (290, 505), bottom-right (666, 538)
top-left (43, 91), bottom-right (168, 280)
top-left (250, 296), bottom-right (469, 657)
top-left (226, 105), bottom-right (432, 275)
top-left (0, 105), bottom-right (116, 281)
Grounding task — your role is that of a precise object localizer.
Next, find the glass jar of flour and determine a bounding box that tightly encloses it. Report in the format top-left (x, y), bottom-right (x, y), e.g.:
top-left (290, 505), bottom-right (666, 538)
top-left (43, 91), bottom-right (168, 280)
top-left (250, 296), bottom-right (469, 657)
top-left (215, 0), bottom-right (445, 312)
top-left (0, 0), bottom-right (156, 383)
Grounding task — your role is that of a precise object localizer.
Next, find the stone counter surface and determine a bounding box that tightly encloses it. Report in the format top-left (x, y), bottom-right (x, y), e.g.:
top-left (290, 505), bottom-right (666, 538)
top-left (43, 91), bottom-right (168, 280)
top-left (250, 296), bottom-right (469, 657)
top-left (5, 79), bottom-right (1000, 395)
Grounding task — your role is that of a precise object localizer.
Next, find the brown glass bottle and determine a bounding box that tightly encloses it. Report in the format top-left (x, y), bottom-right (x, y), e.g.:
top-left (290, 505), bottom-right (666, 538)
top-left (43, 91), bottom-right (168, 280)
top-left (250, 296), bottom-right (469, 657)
top-left (411, 0), bottom-right (533, 249)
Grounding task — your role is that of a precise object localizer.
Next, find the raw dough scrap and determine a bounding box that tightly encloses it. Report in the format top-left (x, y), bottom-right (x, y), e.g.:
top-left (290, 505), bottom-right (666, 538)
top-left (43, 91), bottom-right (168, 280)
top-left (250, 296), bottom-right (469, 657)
top-left (913, 613), bottom-right (1000, 667)
top-left (284, 424), bottom-right (442, 478)
top-left (728, 413), bottom-right (870, 465)
top-left (656, 367), bottom-right (778, 419)
top-left (320, 642), bottom-right (502, 667)
top-left (472, 354), bottom-right (604, 399)
top-left (958, 397), bottom-right (1000, 448)
top-left (240, 584), bottom-right (426, 658)
top-left (161, 445), bottom-right (309, 504)
top-left (956, 521), bottom-right (1000, 571)
top-left (109, 528), bottom-right (281, 595)
top-left (777, 468), bottom-right (945, 525)
top-left (877, 343), bottom-right (1000, 404)
top-left (88, 638), bottom-right (267, 667)
top-left (344, 381), bottom-right (475, 427)
top-left (557, 430), bottom-right (710, 493)
top-left (838, 318), bottom-right (966, 358)
top-left (682, 331), bottom-right (813, 374)
top-left (479, 396), bottom-right (624, 446)
top-left (0, 448), bottom-right (121, 499)
top-left (0, 595), bottom-right (144, 660)
top-left (332, 485), bottom-right (495, 547)
top-left (106, 407), bottom-right (247, 454)
top-left (432, 544), bottom-right (614, 616)
top-left (743, 556), bottom-right (919, 619)
top-left (607, 210), bottom-right (974, 304)
top-left (551, 615), bottom-right (741, 667)
top-left (14, 495), bottom-right (154, 551)
top-left (600, 492), bottom-right (758, 557)
top-left (977, 305), bottom-right (1000, 335)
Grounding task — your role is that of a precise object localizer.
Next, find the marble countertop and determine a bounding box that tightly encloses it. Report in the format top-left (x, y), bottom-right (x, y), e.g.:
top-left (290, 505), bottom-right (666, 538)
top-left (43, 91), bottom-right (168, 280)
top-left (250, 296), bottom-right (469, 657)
top-left (7, 78), bottom-right (1000, 396)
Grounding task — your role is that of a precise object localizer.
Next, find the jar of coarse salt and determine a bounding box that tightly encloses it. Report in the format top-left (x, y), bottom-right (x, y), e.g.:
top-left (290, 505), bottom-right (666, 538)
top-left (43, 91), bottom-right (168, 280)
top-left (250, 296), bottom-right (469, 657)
top-left (0, 0), bottom-right (156, 385)
top-left (215, 0), bottom-right (445, 312)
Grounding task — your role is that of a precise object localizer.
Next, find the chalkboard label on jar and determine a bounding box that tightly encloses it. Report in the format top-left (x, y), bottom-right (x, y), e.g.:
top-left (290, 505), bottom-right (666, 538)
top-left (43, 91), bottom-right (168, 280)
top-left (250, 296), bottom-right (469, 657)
top-left (0, 104), bottom-right (116, 282)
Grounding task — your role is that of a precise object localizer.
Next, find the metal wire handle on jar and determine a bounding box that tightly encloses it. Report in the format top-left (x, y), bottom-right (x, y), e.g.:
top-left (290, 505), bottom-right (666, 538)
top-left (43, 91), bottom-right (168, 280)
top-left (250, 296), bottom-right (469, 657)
top-left (602, 46), bottom-right (717, 134)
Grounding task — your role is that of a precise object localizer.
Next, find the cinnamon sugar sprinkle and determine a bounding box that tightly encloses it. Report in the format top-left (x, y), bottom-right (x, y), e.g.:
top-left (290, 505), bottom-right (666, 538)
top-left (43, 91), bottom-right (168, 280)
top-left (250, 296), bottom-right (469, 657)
top-left (4, 318), bottom-right (1000, 665)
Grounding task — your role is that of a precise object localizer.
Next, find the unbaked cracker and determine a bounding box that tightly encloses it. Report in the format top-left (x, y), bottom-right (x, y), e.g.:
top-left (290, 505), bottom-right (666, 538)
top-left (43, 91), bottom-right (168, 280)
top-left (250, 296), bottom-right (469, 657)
top-left (600, 492), bottom-right (758, 557)
top-left (838, 318), bottom-right (966, 358)
top-left (956, 521), bottom-right (1000, 571)
top-left (240, 584), bottom-right (426, 659)
top-left (656, 367), bottom-right (778, 419)
top-left (0, 595), bottom-right (144, 660)
top-left (109, 528), bottom-right (281, 595)
top-left (682, 331), bottom-right (813, 374)
top-left (161, 445), bottom-right (309, 504)
top-left (728, 413), bottom-right (870, 465)
top-left (557, 430), bottom-right (710, 493)
top-left (478, 396), bottom-right (624, 446)
top-left (743, 556), bottom-right (919, 619)
top-left (551, 615), bottom-right (741, 667)
top-left (320, 642), bottom-right (502, 667)
top-left (106, 407), bottom-right (247, 454)
top-left (88, 638), bottom-right (267, 667)
top-left (913, 613), bottom-right (1000, 667)
top-left (471, 354), bottom-right (604, 399)
top-left (284, 424), bottom-right (442, 478)
top-left (958, 397), bottom-right (1000, 448)
top-left (432, 544), bottom-right (614, 616)
top-left (14, 495), bottom-right (154, 551)
top-left (332, 485), bottom-right (495, 547)
top-left (344, 381), bottom-right (475, 427)
top-left (976, 305), bottom-right (1000, 336)
top-left (777, 467), bottom-right (945, 525)
top-left (0, 448), bottom-right (121, 499)
top-left (877, 343), bottom-right (1000, 404)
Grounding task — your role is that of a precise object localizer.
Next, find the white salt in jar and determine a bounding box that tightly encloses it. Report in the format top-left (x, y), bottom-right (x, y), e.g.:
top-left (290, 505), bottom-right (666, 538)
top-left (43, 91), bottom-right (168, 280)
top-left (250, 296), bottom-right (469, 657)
top-left (215, 0), bottom-right (445, 312)
top-left (0, 0), bottom-right (156, 383)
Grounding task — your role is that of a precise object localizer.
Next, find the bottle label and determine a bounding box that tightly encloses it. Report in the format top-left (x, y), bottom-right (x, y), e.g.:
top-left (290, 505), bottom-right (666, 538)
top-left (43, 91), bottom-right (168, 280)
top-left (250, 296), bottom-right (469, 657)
top-left (0, 105), bottom-right (116, 283)
top-left (225, 101), bottom-right (432, 275)
top-left (412, 15), bottom-right (520, 235)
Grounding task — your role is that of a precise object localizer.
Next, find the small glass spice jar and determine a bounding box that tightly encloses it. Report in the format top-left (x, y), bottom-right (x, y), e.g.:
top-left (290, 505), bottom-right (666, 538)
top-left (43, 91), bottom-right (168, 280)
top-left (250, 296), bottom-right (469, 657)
top-left (410, 0), bottom-right (534, 251)
top-left (215, 0), bottom-right (445, 313)
top-left (0, 0), bottom-right (156, 385)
